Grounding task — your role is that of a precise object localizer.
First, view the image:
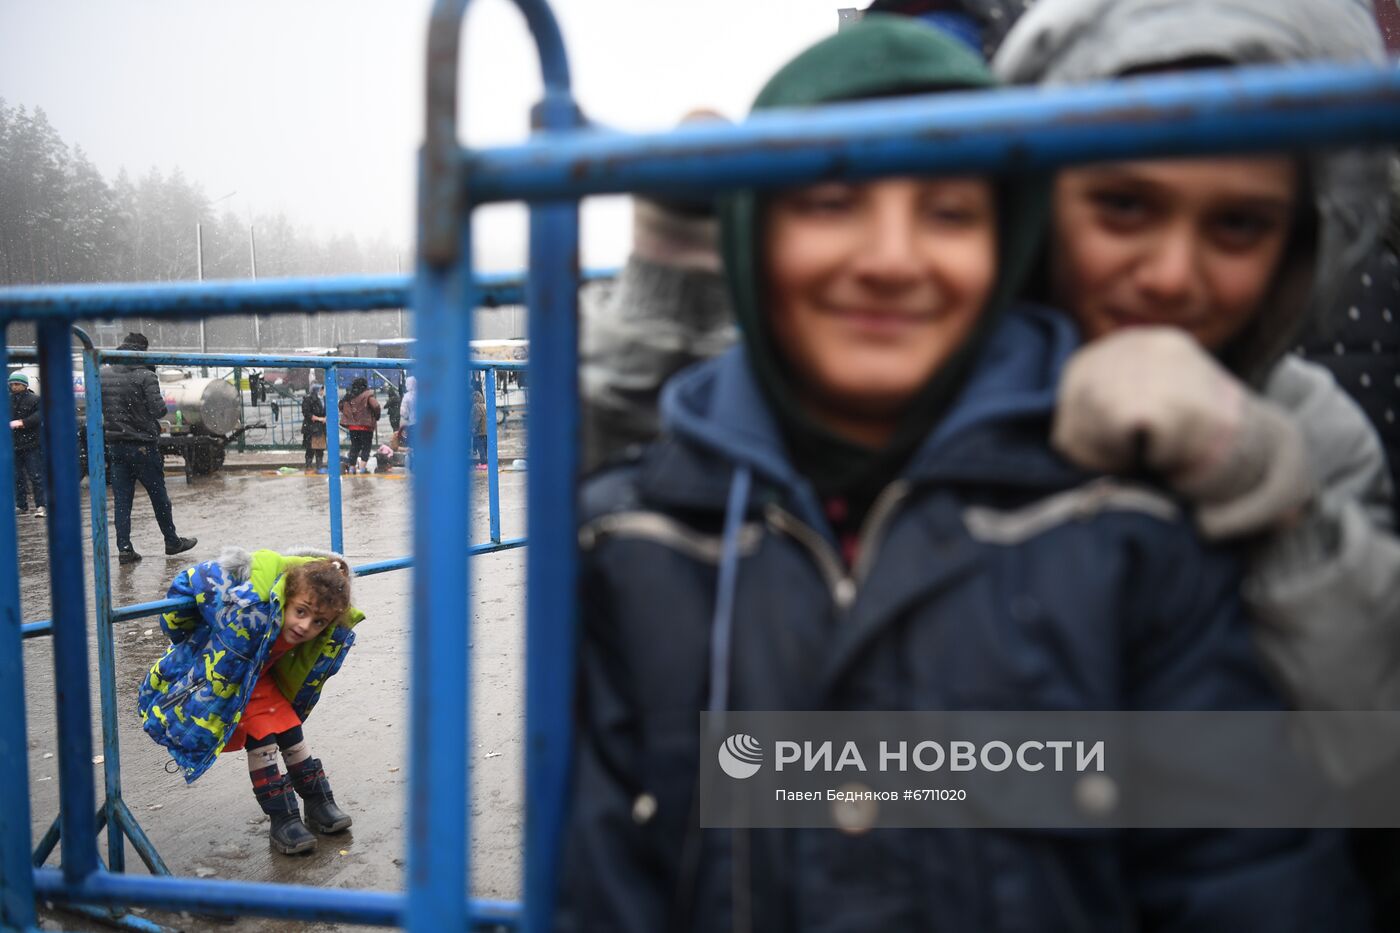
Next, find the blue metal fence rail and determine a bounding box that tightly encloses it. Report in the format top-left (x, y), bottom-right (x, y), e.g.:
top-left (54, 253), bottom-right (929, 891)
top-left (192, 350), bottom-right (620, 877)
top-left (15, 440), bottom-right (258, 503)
top-left (0, 268), bottom-right (616, 323)
top-left (464, 61), bottom-right (1400, 203)
top-left (0, 1), bottom-right (1397, 929)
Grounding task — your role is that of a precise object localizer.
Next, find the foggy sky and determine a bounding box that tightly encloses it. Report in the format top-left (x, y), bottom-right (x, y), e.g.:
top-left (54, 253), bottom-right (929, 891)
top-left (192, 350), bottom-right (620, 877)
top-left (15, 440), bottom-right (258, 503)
top-left (0, 0), bottom-right (839, 273)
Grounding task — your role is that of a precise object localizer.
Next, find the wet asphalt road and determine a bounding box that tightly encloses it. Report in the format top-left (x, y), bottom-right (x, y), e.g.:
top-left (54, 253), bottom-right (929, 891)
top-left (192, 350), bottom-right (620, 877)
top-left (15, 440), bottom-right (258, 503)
top-left (21, 456), bottom-right (528, 932)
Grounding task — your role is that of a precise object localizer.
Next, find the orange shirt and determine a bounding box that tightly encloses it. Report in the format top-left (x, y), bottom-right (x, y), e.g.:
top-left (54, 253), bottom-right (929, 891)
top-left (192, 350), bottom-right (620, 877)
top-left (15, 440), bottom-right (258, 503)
top-left (223, 633), bottom-right (302, 752)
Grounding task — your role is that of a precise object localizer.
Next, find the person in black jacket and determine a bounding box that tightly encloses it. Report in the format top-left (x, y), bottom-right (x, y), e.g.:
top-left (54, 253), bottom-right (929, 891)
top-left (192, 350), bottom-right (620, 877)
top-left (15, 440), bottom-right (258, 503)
top-left (100, 332), bottom-right (196, 564)
top-left (8, 372), bottom-right (44, 517)
top-left (301, 384), bottom-right (327, 472)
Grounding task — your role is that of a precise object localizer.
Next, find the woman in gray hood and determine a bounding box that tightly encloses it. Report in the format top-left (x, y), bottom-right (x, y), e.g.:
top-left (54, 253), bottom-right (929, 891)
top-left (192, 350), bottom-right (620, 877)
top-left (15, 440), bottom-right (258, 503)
top-left (995, 0), bottom-right (1400, 781)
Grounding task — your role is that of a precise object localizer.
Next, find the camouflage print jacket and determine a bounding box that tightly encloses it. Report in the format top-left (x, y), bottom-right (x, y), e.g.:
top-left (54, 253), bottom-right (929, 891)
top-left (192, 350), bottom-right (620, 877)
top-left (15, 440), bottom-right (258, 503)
top-left (136, 547), bottom-right (364, 783)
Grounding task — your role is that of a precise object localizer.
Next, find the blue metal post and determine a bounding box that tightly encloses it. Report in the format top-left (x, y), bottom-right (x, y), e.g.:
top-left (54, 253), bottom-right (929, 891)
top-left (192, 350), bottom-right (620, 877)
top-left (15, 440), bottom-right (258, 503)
top-left (38, 319), bottom-right (98, 883)
top-left (0, 337), bottom-right (38, 930)
top-left (324, 364), bottom-right (344, 555)
top-left (405, 207), bottom-right (474, 930)
top-left (411, 0), bottom-right (473, 925)
top-left (430, 0), bottom-right (580, 926)
top-left (32, 869), bottom-right (407, 928)
top-left (523, 117), bottom-right (582, 933)
top-left (58, 903), bottom-right (173, 933)
top-left (79, 335), bottom-right (127, 874)
top-left (112, 801), bottom-right (170, 877)
top-left (484, 367), bottom-right (500, 543)
top-left (31, 815), bottom-right (59, 866)
top-left (33, 807), bottom-right (105, 869)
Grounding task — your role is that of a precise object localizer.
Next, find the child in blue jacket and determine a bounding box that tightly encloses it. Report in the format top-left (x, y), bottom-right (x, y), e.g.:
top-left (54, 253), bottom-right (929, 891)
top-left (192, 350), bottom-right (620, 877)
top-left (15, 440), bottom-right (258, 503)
top-left (137, 546), bottom-right (363, 854)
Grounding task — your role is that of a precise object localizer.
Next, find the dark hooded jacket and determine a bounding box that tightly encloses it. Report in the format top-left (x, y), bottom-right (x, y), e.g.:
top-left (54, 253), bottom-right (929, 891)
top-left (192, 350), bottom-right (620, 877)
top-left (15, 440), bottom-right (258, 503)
top-left (559, 18), bottom-right (1366, 933)
top-left (8, 386), bottom-right (40, 452)
top-left (100, 340), bottom-right (167, 444)
top-left (301, 390), bottom-right (326, 441)
top-left (563, 316), bottom-right (1367, 933)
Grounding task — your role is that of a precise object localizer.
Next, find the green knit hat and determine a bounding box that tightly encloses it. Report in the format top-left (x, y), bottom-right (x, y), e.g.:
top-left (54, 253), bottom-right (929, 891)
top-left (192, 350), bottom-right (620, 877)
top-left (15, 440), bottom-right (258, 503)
top-left (8, 372), bottom-right (28, 386)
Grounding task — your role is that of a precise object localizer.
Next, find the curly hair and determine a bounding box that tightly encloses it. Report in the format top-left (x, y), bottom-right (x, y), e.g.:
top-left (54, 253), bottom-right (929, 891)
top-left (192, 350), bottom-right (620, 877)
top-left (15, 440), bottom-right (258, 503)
top-left (283, 559), bottom-right (352, 625)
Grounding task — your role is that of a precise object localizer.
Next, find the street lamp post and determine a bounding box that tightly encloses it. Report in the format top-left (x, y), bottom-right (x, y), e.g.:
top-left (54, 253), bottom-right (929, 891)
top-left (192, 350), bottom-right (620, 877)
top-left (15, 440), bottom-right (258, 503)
top-left (249, 225), bottom-right (260, 352)
top-left (195, 190), bottom-right (239, 364)
top-left (196, 222), bottom-right (207, 373)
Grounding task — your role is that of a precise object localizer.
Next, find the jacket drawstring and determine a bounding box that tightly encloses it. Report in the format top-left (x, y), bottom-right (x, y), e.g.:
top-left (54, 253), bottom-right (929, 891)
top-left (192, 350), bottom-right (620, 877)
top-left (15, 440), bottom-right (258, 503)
top-left (707, 465), bottom-right (752, 733)
top-left (686, 465), bottom-right (752, 933)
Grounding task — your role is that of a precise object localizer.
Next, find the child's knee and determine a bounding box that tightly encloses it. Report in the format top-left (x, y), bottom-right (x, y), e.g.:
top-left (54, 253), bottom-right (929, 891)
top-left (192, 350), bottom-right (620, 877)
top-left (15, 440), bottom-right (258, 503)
top-left (277, 726), bottom-right (311, 766)
top-left (275, 725), bottom-right (305, 750)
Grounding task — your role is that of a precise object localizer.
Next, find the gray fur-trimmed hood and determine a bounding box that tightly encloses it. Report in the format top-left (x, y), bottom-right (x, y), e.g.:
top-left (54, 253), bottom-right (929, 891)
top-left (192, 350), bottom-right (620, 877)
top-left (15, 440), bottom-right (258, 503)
top-left (993, 0), bottom-right (1389, 384)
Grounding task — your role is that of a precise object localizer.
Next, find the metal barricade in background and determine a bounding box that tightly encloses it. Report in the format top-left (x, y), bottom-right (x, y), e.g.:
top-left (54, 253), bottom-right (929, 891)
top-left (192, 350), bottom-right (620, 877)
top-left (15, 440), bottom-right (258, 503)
top-left (1, 0), bottom-right (1399, 929)
top-left (6, 334), bottom-right (522, 933)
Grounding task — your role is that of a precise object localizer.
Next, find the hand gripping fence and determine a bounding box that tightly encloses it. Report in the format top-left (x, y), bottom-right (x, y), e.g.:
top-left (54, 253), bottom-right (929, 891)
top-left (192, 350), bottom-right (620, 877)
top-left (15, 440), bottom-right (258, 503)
top-left (1, 1), bottom-right (1399, 930)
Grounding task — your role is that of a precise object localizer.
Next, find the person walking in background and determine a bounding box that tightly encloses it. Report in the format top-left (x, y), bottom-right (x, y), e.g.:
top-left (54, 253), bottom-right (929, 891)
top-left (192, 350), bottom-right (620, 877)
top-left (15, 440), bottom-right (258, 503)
top-left (8, 372), bottom-right (44, 518)
top-left (337, 376), bottom-right (380, 473)
top-left (397, 376), bottom-right (416, 448)
top-left (301, 384), bottom-right (327, 473)
top-left (100, 332), bottom-right (196, 565)
top-left (470, 375), bottom-right (488, 469)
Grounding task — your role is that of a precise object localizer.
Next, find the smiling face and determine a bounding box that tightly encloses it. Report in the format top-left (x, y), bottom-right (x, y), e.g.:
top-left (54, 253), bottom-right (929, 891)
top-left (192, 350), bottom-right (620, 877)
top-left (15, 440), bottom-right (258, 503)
top-left (1050, 157), bottom-right (1299, 351)
top-left (280, 594), bottom-right (334, 647)
top-left (763, 176), bottom-right (998, 447)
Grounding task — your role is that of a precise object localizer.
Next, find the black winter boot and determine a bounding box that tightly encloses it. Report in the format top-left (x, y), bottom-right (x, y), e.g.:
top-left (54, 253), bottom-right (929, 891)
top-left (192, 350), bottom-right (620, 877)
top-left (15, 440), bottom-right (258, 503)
top-left (254, 772), bottom-right (317, 854)
top-left (289, 757), bottom-right (352, 834)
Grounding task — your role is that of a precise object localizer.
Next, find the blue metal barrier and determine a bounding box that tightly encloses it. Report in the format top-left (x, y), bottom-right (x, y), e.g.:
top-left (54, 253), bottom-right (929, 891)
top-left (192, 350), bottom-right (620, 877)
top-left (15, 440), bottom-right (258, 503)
top-left (0, 339), bottom-right (35, 932)
top-left (0, 1), bottom-right (1398, 929)
top-left (7, 339), bottom-right (525, 932)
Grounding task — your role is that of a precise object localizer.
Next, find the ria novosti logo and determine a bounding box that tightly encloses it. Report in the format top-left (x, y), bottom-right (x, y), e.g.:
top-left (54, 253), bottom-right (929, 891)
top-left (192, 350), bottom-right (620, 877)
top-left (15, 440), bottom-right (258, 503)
top-left (718, 734), bottom-right (764, 779)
